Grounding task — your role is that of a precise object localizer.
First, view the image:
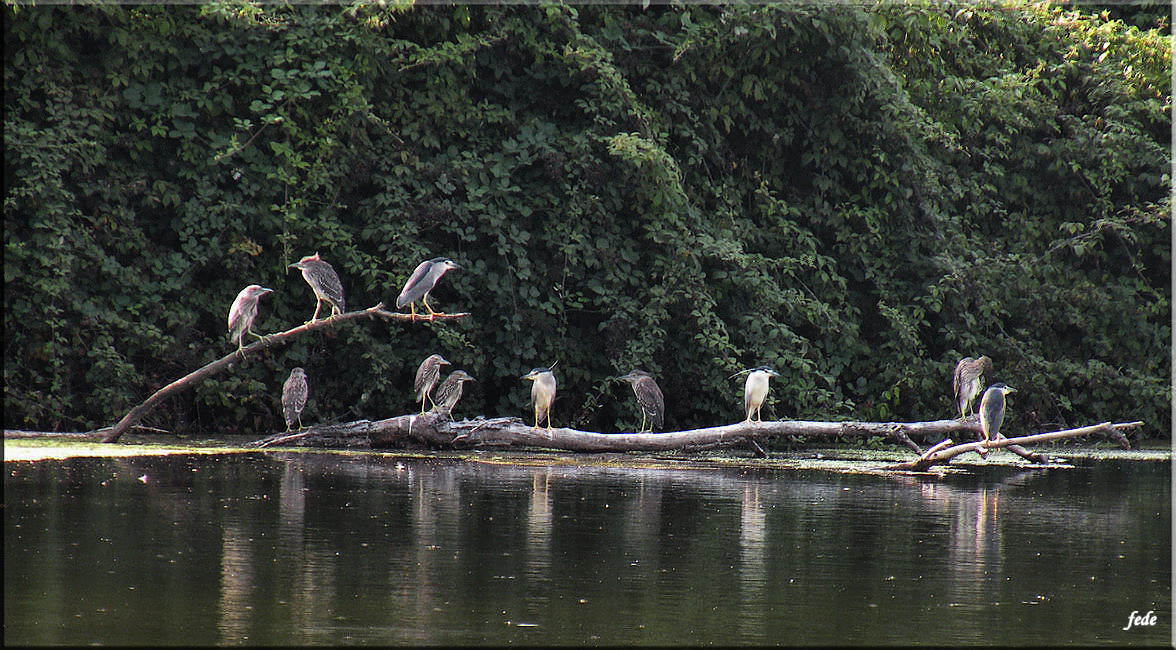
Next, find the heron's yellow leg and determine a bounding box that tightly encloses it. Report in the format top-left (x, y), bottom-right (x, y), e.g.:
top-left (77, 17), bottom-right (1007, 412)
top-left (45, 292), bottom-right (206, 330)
top-left (423, 294), bottom-right (440, 317)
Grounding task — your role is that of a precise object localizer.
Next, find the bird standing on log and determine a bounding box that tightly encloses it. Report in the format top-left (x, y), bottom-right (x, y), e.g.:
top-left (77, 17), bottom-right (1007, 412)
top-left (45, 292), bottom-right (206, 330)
top-left (413, 354), bottom-right (451, 413)
top-left (953, 356), bottom-right (994, 418)
top-left (227, 284), bottom-right (274, 353)
top-left (617, 370), bottom-right (664, 433)
top-left (282, 367), bottom-right (308, 431)
top-left (289, 253), bottom-right (345, 322)
top-left (743, 366), bottom-right (780, 423)
top-left (433, 370), bottom-right (475, 415)
top-left (979, 383), bottom-right (1016, 447)
top-left (396, 257), bottom-right (461, 321)
top-left (522, 366), bottom-right (557, 433)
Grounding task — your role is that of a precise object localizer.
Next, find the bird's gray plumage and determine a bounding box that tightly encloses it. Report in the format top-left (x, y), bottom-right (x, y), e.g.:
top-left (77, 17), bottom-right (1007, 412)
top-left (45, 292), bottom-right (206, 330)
top-left (396, 257), bottom-right (461, 319)
top-left (522, 366), bottom-right (557, 431)
top-left (414, 354), bottom-right (452, 413)
top-left (282, 367), bottom-right (308, 431)
top-left (978, 382), bottom-right (1016, 446)
top-left (433, 370), bottom-right (475, 414)
top-left (618, 369), bottom-right (664, 432)
top-left (953, 356), bottom-right (994, 418)
top-left (289, 253), bottom-right (344, 321)
top-left (227, 284), bottom-right (274, 351)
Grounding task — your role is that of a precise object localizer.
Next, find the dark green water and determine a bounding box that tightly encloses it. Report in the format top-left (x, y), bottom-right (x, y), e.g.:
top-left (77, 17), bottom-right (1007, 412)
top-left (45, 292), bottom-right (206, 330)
top-left (4, 452), bottom-right (1170, 646)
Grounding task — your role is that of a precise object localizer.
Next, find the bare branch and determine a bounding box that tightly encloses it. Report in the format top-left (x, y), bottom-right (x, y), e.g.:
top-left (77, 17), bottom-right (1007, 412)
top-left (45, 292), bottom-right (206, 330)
top-left (102, 303), bottom-right (467, 443)
top-left (881, 421), bottom-right (1141, 471)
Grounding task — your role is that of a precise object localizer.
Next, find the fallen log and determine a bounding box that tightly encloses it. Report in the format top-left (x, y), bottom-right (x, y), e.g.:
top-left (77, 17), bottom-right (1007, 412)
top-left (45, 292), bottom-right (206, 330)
top-left (247, 410), bottom-right (1137, 459)
top-left (101, 304), bottom-right (468, 443)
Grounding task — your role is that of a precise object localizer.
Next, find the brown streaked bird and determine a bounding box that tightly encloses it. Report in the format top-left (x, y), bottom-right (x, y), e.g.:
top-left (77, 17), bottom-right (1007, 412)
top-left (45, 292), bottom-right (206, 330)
top-left (227, 284), bottom-right (274, 353)
top-left (979, 383), bottom-right (1016, 447)
top-left (413, 354), bottom-right (451, 413)
top-left (433, 370), bottom-right (475, 415)
top-left (521, 365), bottom-right (557, 433)
top-left (953, 356), bottom-right (994, 418)
top-left (617, 369), bottom-right (664, 433)
top-left (396, 257), bottom-right (461, 321)
top-left (282, 367), bottom-right (308, 431)
top-left (288, 253), bottom-right (345, 322)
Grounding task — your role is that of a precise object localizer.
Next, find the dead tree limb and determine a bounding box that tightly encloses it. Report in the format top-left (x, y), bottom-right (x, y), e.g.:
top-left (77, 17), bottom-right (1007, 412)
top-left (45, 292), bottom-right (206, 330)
top-left (880, 421), bottom-right (1142, 471)
top-left (101, 304), bottom-right (469, 443)
top-left (247, 412), bottom-right (1143, 470)
top-left (248, 414), bottom-right (990, 452)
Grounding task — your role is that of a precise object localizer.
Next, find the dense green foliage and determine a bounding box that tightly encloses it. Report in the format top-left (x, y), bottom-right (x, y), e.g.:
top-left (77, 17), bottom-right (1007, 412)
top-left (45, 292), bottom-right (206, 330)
top-left (5, 3), bottom-right (1169, 440)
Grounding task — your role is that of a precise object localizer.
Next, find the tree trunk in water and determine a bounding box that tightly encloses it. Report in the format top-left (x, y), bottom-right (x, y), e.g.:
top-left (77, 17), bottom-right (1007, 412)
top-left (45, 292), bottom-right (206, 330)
top-left (248, 412), bottom-right (1139, 470)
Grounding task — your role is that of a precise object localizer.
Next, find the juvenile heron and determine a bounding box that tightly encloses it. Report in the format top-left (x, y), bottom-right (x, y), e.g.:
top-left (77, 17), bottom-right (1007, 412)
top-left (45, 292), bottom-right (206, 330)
top-left (978, 383), bottom-right (1016, 447)
top-left (521, 366), bottom-right (557, 433)
top-left (227, 284), bottom-right (274, 352)
top-left (743, 366), bottom-right (781, 423)
top-left (396, 257), bottom-right (461, 320)
top-left (953, 356), bottom-right (994, 418)
top-left (617, 370), bottom-right (664, 433)
top-left (433, 370), bottom-right (475, 415)
top-left (282, 367), bottom-right (308, 431)
top-left (413, 354), bottom-right (452, 413)
top-left (289, 253), bottom-right (345, 322)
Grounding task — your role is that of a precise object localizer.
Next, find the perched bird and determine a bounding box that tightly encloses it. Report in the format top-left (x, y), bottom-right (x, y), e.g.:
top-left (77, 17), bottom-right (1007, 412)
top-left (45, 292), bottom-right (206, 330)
top-left (953, 356), bottom-right (994, 418)
top-left (617, 370), bottom-right (664, 433)
top-left (743, 366), bottom-right (781, 423)
top-left (396, 257), bottom-right (461, 320)
top-left (433, 370), bottom-right (475, 415)
top-left (413, 354), bottom-right (452, 413)
top-left (282, 367), bottom-right (309, 431)
top-left (978, 383), bottom-right (1016, 447)
top-left (227, 284), bottom-right (274, 352)
top-left (288, 253), bottom-right (345, 322)
top-left (521, 366), bottom-right (557, 433)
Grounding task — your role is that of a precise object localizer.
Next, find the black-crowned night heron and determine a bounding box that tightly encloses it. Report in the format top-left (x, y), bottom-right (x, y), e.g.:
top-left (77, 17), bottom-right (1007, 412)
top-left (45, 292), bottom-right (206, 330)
top-left (433, 370), bottom-right (475, 415)
top-left (227, 284), bottom-right (274, 352)
top-left (396, 257), bottom-right (461, 320)
top-left (282, 367), bottom-right (308, 431)
top-left (413, 354), bottom-right (451, 413)
top-left (617, 370), bottom-right (664, 433)
top-left (743, 366), bottom-right (780, 423)
top-left (953, 356), bottom-right (994, 418)
top-left (521, 366), bottom-right (557, 432)
top-left (289, 253), bottom-right (345, 322)
top-left (978, 383), bottom-right (1016, 447)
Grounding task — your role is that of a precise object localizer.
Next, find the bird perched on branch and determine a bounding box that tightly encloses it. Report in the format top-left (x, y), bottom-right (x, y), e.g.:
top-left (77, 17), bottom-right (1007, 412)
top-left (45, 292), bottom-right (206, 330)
top-left (289, 253), bottom-right (345, 322)
top-left (521, 365), bottom-right (557, 433)
top-left (617, 370), bottom-right (664, 433)
top-left (433, 370), bottom-right (475, 415)
top-left (282, 367), bottom-right (308, 432)
top-left (743, 366), bottom-right (780, 423)
top-left (953, 356), bottom-right (994, 418)
top-left (227, 284), bottom-right (274, 353)
top-left (413, 354), bottom-right (451, 413)
top-left (979, 383), bottom-right (1016, 447)
top-left (396, 257), bottom-right (461, 321)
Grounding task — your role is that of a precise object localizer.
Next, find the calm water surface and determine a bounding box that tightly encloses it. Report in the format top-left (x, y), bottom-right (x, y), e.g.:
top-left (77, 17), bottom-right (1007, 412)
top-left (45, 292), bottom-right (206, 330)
top-left (4, 451), bottom-right (1170, 646)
